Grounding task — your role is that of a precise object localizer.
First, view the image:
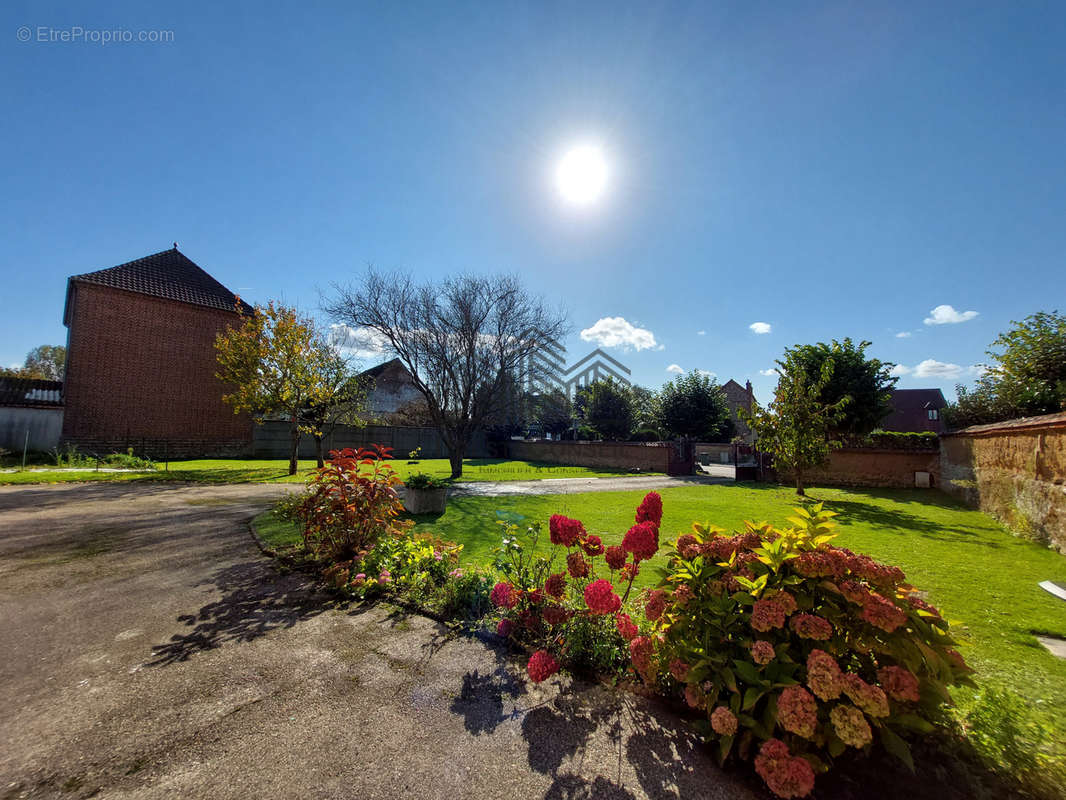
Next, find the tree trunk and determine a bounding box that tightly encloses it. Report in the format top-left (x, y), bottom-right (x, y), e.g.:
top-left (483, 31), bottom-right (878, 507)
top-left (449, 445), bottom-right (465, 479)
top-left (288, 414), bottom-right (300, 476)
top-left (314, 434), bottom-right (325, 469)
top-left (795, 468), bottom-right (805, 496)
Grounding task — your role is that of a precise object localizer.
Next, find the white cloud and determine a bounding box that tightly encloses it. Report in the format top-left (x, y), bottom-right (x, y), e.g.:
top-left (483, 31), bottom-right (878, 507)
top-left (895, 331), bottom-right (912, 338)
top-left (758, 368), bottom-right (778, 377)
top-left (889, 364), bottom-right (912, 377)
top-left (969, 364), bottom-right (989, 377)
top-left (580, 317), bottom-right (660, 351)
top-left (696, 330), bottom-right (706, 336)
top-left (694, 369), bottom-right (716, 378)
top-left (666, 364), bottom-right (684, 374)
top-left (329, 324), bottom-right (392, 360)
top-left (749, 322), bottom-right (772, 335)
top-left (913, 359), bottom-right (964, 379)
top-left (924, 305), bottom-right (978, 325)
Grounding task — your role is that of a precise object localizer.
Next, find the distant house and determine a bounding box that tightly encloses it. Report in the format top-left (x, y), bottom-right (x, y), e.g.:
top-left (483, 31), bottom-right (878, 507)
top-left (360, 358), bottom-right (424, 420)
top-left (61, 246), bottom-right (254, 457)
top-left (720, 379), bottom-right (757, 443)
top-left (879, 389), bottom-right (947, 433)
top-left (0, 377), bottom-right (64, 451)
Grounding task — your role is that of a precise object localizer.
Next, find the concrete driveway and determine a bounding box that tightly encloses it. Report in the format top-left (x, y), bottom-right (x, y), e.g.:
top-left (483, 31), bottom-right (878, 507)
top-left (0, 482), bottom-right (760, 800)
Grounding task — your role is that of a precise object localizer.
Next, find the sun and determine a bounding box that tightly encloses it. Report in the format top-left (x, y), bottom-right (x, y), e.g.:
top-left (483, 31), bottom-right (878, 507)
top-left (555, 143), bottom-right (609, 206)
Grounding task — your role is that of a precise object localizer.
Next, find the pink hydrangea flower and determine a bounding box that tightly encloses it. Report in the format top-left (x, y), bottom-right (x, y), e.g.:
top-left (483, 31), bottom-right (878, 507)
top-left (378, 570), bottom-right (392, 585)
top-left (777, 686), bottom-right (818, 739)
top-left (669, 658), bottom-right (690, 682)
top-left (684, 683), bottom-right (704, 710)
top-left (566, 551), bottom-right (590, 579)
top-left (676, 533), bottom-right (701, 559)
top-left (542, 605), bottom-right (570, 626)
top-left (771, 591), bottom-right (797, 616)
top-left (644, 589), bottom-right (669, 622)
top-left (635, 491), bottom-right (663, 527)
top-left (630, 636), bottom-right (654, 681)
top-left (548, 514), bottom-right (586, 547)
top-left (710, 706), bottom-right (738, 736)
top-left (604, 545), bottom-right (627, 570)
top-left (544, 572), bottom-right (567, 599)
top-left (526, 650), bottom-right (560, 683)
top-left (622, 521), bottom-right (659, 562)
top-left (615, 613), bottom-right (639, 641)
top-left (806, 649), bottom-right (843, 700)
top-left (751, 598), bottom-right (787, 632)
top-left (877, 666), bottom-right (920, 702)
top-left (790, 613), bottom-right (832, 640)
top-left (584, 579), bottom-right (622, 615)
top-left (496, 618), bottom-right (514, 637)
top-left (842, 674), bottom-right (889, 718)
top-left (754, 739), bottom-right (816, 799)
top-left (490, 581), bottom-right (519, 609)
top-left (582, 534), bottom-right (605, 557)
top-left (352, 573), bottom-right (367, 586)
top-left (673, 584), bottom-right (694, 608)
top-left (751, 640), bottom-right (776, 666)
top-left (830, 704), bottom-right (872, 748)
top-left (861, 594), bottom-right (907, 633)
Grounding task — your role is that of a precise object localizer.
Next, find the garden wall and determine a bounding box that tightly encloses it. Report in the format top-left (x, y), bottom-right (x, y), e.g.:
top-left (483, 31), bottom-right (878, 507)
top-left (940, 412), bottom-right (1066, 552)
top-left (775, 448), bottom-right (941, 489)
top-left (0, 407), bottom-right (63, 452)
top-left (252, 422), bottom-right (490, 460)
top-left (506, 440), bottom-right (686, 474)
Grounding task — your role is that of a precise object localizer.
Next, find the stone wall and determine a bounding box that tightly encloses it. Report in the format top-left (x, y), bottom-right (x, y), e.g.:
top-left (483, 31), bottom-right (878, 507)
top-left (506, 440), bottom-right (678, 473)
top-left (252, 422), bottom-right (490, 460)
top-left (776, 448), bottom-right (941, 489)
top-left (940, 412), bottom-right (1066, 552)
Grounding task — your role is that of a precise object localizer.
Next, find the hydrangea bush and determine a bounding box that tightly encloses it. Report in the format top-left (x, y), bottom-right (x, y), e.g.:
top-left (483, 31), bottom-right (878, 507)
top-left (637, 502), bottom-right (974, 798)
top-left (491, 493), bottom-right (665, 682)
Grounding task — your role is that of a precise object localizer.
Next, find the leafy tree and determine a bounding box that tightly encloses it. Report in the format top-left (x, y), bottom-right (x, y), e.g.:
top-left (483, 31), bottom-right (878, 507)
top-left (629, 385), bottom-right (663, 437)
top-left (531, 388), bottom-right (573, 436)
top-left (215, 302), bottom-right (337, 475)
top-left (741, 354), bottom-right (849, 496)
top-left (947, 311), bottom-right (1066, 428)
top-left (325, 270), bottom-right (569, 478)
top-left (1, 345), bottom-right (66, 380)
top-left (659, 372), bottom-right (735, 441)
top-left (580, 378), bottom-right (634, 441)
top-left (785, 338), bottom-right (896, 436)
top-left (300, 356), bottom-right (369, 468)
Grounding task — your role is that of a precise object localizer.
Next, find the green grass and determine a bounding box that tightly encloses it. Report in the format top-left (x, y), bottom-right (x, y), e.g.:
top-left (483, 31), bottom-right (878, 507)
top-left (0, 457), bottom-right (657, 485)
top-left (255, 482), bottom-right (1066, 733)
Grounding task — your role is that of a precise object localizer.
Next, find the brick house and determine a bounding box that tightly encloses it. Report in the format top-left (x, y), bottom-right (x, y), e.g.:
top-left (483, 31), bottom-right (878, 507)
top-left (359, 358), bottom-right (427, 423)
top-left (721, 378), bottom-right (757, 442)
top-left (879, 388), bottom-right (948, 434)
top-left (61, 247), bottom-right (254, 457)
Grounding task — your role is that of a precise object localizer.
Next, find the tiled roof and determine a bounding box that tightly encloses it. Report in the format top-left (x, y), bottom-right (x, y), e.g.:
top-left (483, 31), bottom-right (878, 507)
top-left (879, 388), bottom-right (947, 432)
top-left (0, 378), bottom-right (63, 407)
top-left (67, 247), bottom-right (253, 316)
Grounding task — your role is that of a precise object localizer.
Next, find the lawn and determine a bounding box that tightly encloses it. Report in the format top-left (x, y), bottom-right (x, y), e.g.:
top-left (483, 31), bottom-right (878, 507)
top-left (0, 457), bottom-right (657, 485)
top-left (255, 481), bottom-right (1066, 744)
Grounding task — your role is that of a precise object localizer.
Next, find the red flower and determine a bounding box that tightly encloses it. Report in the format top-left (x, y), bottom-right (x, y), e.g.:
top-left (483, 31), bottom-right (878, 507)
top-left (619, 561), bottom-right (640, 581)
top-left (669, 658), bottom-right (690, 682)
top-left (615, 613), bottom-right (639, 640)
top-left (542, 605), bottom-right (570, 626)
top-left (635, 491), bottom-right (663, 526)
top-left (584, 579), bottom-right (622, 615)
top-left (710, 706), bottom-right (738, 736)
top-left (861, 594), bottom-right (907, 633)
top-left (629, 635), bottom-right (655, 681)
top-left (549, 514), bottom-right (585, 547)
top-left (771, 591), bottom-right (797, 616)
top-left (544, 572), bottom-right (567, 599)
top-left (838, 579), bottom-right (869, 605)
top-left (582, 534), bottom-right (605, 557)
top-left (806, 649), bottom-right (843, 700)
top-left (676, 533), bottom-right (701, 559)
top-left (496, 618), bottom-right (514, 637)
top-left (778, 686), bottom-right (818, 739)
top-left (754, 739), bottom-right (816, 799)
top-left (790, 613), bottom-right (833, 640)
top-left (527, 650), bottom-right (560, 683)
top-left (622, 521), bottom-right (659, 562)
top-left (644, 589), bottom-right (669, 621)
top-left (751, 598), bottom-right (787, 632)
top-left (878, 665), bottom-right (920, 702)
top-left (673, 584), bottom-right (694, 608)
top-left (751, 640), bottom-right (776, 665)
top-left (490, 582), bottom-right (518, 609)
top-left (604, 545), bottom-right (627, 570)
top-left (566, 551), bottom-right (590, 579)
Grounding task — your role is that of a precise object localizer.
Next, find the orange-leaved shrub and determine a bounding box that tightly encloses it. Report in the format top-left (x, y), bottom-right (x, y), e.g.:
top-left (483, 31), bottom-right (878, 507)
top-left (635, 502), bottom-right (974, 798)
top-left (297, 445), bottom-right (410, 562)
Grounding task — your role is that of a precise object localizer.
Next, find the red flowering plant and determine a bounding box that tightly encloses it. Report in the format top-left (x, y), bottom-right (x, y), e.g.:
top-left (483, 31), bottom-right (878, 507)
top-left (491, 494), bottom-right (665, 681)
top-left (633, 501), bottom-right (975, 799)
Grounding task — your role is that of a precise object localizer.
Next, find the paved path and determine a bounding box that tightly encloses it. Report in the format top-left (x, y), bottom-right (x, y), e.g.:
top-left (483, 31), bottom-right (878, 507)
top-left (0, 482), bottom-right (760, 800)
top-left (450, 473), bottom-right (731, 497)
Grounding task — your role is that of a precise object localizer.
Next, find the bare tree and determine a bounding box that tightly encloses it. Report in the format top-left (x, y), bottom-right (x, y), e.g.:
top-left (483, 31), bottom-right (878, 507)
top-left (325, 270), bottom-right (569, 478)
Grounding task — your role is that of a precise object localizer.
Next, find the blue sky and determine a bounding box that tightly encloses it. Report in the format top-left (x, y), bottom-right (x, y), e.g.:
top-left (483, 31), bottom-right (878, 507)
top-left (3, 1), bottom-right (1064, 403)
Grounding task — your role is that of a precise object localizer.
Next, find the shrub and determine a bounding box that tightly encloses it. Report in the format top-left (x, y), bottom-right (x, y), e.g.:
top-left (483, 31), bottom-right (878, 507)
top-left (405, 472), bottom-right (448, 490)
top-left (637, 502), bottom-right (974, 798)
top-left (491, 494), bottom-right (663, 683)
top-left (297, 445), bottom-right (409, 562)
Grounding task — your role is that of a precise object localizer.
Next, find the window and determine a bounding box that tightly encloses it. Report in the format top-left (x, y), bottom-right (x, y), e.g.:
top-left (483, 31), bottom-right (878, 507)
top-left (928, 409), bottom-right (939, 420)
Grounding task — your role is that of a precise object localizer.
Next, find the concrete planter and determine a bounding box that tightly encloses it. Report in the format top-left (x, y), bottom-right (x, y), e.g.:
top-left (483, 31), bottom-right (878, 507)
top-left (404, 486), bottom-right (448, 514)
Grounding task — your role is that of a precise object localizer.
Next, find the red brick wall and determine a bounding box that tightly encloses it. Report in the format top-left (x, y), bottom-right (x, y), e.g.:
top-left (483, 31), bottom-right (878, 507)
top-left (62, 283), bottom-right (252, 457)
top-left (506, 440), bottom-right (676, 473)
top-left (776, 448), bottom-right (941, 489)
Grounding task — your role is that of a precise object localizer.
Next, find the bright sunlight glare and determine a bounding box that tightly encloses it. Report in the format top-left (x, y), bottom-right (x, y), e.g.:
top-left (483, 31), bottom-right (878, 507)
top-left (555, 144), bottom-right (609, 207)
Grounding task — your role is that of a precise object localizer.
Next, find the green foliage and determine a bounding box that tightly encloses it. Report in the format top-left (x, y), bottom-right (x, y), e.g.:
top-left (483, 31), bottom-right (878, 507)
top-left (742, 353), bottom-right (849, 494)
top-left (629, 385), bottom-right (663, 436)
top-left (405, 472), bottom-right (448, 490)
top-left (530, 388), bottom-right (574, 436)
top-left (947, 311), bottom-right (1066, 428)
top-left (1, 344), bottom-right (66, 380)
top-left (579, 378), bottom-right (634, 441)
top-left (297, 445), bottom-right (409, 562)
top-left (643, 503), bottom-right (974, 798)
top-left (786, 338), bottom-right (897, 437)
top-left (659, 371), bottom-right (735, 441)
top-left (850, 430), bottom-right (939, 451)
